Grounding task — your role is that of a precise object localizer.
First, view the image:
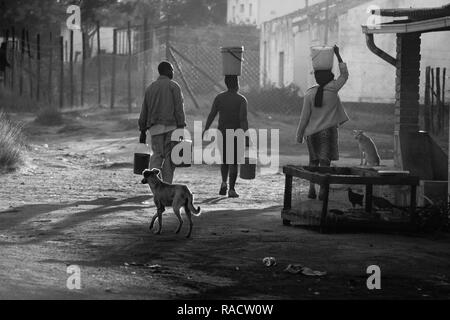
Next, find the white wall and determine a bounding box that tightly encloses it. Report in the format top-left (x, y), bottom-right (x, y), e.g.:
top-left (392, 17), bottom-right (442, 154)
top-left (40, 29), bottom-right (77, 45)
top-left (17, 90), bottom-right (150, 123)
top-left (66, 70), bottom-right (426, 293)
top-left (227, 0), bottom-right (259, 25)
top-left (261, 0), bottom-right (450, 103)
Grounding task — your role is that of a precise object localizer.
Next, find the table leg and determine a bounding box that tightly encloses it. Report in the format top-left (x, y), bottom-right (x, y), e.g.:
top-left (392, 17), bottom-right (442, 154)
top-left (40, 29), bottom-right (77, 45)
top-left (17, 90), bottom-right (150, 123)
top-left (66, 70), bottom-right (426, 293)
top-left (365, 184), bottom-right (373, 213)
top-left (320, 182), bottom-right (330, 233)
top-left (410, 185), bottom-right (417, 224)
top-left (283, 175), bottom-right (293, 211)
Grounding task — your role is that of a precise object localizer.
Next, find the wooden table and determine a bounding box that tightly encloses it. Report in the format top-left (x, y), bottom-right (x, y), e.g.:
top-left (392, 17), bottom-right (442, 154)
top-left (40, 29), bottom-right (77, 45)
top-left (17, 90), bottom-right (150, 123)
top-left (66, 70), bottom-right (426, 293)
top-left (282, 166), bottom-right (420, 233)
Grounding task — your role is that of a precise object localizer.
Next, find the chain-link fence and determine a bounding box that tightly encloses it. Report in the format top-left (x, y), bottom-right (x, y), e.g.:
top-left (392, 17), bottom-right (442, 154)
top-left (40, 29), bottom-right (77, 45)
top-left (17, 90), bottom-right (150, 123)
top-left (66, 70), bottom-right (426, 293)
top-left (1, 24), bottom-right (302, 116)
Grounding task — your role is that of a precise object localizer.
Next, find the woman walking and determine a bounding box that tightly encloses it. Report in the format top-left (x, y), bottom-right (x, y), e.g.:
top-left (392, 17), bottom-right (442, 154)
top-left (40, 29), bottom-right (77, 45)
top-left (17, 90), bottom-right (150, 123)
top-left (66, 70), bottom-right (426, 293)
top-left (296, 45), bottom-right (349, 200)
top-left (204, 75), bottom-right (249, 198)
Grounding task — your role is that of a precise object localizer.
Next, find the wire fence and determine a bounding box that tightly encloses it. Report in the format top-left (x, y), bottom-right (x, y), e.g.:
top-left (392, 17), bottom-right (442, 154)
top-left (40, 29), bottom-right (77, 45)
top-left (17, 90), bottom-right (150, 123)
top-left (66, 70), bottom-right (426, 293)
top-left (1, 23), bottom-right (305, 116)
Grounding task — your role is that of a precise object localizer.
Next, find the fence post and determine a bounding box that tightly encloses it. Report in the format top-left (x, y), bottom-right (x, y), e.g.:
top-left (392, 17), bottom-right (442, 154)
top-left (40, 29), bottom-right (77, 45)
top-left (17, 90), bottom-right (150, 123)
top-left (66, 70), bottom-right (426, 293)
top-left (26, 30), bottom-right (33, 98)
top-left (127, 21), bottom-right (132, 113)
top-left (424, 66), bottom-right (431, 132)
top-left (69, 30), bottom-right (74, 108)
top-left (3, 29), bottom-right (9, 89)
top-left (110, 29), bottom-right (117, 109)
top-left (431, 68), bottom-right (435, 134)
top-left (19, 28), bottom-right (25, 96)
top-left (436, 67), bottom-right (441, 133)
top-left (10, 26), bottom-right (15, 91)
top-left (36, 33), bottom-right (41, 102)
top-left (59, 36), bottom-right (64, 109)
top-left (97, 21), bottom-right (102, 107)
top-left (48, 32), bottom-right (53, 107)
top-left (142, 18), bottom-right (148, 96)
top-left (81, 32), bottom-right (86, 107)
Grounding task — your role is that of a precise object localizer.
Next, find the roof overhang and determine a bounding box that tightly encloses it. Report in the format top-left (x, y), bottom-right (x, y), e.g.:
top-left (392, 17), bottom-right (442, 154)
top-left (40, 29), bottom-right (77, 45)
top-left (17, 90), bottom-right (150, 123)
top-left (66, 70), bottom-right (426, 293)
top-left (362, 16), bottom-right (450, 34)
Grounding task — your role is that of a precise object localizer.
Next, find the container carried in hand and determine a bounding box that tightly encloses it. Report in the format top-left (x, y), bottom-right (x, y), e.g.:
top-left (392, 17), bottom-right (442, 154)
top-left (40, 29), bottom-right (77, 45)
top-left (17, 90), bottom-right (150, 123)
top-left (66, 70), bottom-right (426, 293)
top-left (221, 46), bottom-right (244, 76)
top-left (134, 144), bottom-right (151, 175)
top-left (311, 46), bottom-right (334, 71)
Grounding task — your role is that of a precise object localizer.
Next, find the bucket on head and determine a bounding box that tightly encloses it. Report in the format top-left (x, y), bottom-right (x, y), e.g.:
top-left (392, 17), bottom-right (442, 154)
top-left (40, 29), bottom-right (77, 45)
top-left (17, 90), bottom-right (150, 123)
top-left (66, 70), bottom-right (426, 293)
top-left (221, 46), bottom-right (244, 76)
top-left (134, 153), bottom-right (150, 175)
top-left (240, 157), bottom-right (257, 180)
top-left (311, 46), bottom-right (334, 71)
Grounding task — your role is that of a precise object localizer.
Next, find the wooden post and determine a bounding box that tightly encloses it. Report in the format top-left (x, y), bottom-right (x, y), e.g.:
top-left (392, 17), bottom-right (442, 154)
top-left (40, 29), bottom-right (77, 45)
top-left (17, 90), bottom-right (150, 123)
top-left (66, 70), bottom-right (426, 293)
top-left (97, 21), bottom-right (102, 107)
top-left (81, 32), bottom-right (86, 107)
top-left (283, 175), bottom-right (293, 210)
top-left (110, 29), bottom-right (117, 109)
top-left (127, 21), bottom-right (132, 112)
top-left (442, 68), bottom-right (446, 107)
top-left (436, 67), bottom-right (441, 133)
top-left (69, 30), bottom-right (74, 108)
top-left (59, 36), bottom-right (64, 109)
top-left (26, 30), bottom-right (33, 98)
top-left (48, 32), bottom-right (53, 107)
top-left (36, 33), bottom-right (41, 101)
top-left (365, 184), bottom-right (373, 213)
top-left (142, 18), bottom-right (148, 96)
top-left (2, 29), bottom-right (9, 88)
top-left (431, 67), bottom-right (435, 134)
top-left (10, 26), bottom-right (15, 91)
top-left (424, 66), bottom-right (431, 132)
top-left (19, 28), bottom-right (25, 96)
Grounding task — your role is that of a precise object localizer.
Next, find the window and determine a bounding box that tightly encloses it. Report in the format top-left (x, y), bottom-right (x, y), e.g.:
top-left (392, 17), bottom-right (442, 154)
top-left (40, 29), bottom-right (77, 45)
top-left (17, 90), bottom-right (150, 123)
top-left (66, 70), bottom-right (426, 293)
top-left (240, 4), bottom-right (244, 13)
top-left (249, 3), bottom-right (253, 16)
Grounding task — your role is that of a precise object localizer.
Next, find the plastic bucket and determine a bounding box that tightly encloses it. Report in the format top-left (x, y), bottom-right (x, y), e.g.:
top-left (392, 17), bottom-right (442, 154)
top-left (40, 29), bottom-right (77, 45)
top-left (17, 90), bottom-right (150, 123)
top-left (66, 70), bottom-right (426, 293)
top-left (240, 157), bottom-right (257, 180)
top-left (221, 46), bottom-right (244, 76)
top-left (311, 46), bottom-right (334, 71)
top-left (134, 153), bottom-right (150, 175)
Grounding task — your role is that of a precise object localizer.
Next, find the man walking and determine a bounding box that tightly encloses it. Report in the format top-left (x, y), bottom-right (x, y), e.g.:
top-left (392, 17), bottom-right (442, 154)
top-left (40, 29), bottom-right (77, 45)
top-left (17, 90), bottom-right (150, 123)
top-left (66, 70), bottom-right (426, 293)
top-left (139, 61), bottom-right (187, 184)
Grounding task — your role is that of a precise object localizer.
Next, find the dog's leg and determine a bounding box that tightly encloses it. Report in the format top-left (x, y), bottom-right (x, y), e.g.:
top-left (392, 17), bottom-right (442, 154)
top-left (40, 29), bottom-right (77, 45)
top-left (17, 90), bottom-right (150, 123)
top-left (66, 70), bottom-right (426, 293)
top-left (155, 206), bottom-right (165, 235)
top-left (185, 206), bottom-right (193, 238)
top-left (360, 150), bottom-right (364, 166)
top-left (149, 212), bottom-right (158, 231)
top-left (173, 206), bottom-right (183, 234)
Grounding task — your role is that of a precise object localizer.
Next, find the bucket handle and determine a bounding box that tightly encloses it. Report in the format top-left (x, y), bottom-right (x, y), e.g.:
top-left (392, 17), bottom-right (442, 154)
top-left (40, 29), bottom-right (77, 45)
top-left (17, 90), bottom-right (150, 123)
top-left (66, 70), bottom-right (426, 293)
top-left (226, 49), bottom-right (244, 62)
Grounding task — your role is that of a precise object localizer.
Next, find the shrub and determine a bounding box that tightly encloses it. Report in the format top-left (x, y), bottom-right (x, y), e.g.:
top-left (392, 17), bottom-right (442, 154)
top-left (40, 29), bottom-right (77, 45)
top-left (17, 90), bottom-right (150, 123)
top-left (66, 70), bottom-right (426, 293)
top-left (0, 112), bottom-right (24, 171)
top-left (35, 107), bottom-right (64, 126)
top-left (245, 84), bottom-right (304, 115)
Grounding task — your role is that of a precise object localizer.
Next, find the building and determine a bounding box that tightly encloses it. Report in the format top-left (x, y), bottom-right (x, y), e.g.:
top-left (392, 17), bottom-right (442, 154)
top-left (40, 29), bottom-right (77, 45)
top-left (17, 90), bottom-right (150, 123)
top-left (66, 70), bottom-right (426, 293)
top-left (260, 0), bottom-right (450, 103)
top-left (227, 0), bottom-right (313, 26)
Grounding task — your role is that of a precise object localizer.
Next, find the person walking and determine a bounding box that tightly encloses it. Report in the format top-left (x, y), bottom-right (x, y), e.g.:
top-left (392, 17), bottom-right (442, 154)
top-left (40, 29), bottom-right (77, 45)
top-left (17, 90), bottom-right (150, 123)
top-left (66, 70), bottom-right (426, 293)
top-left (204, 75), bottom-right (249, 198)
top-left (296, 45), bottom-right (349, 200)
top-left (138, 61), bottom-right (187, 184)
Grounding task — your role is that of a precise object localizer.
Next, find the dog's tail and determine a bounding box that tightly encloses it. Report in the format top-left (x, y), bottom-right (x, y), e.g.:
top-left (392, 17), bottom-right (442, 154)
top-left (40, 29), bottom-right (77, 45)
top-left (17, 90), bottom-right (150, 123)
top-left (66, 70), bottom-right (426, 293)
top-left (187, 194), bottom-right (202, 217)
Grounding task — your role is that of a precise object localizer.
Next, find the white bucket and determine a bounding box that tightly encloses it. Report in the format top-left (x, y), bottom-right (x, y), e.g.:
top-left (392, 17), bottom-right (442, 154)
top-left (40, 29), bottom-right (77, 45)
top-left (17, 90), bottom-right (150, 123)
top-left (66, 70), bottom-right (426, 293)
top-left (221, 46), bottom-right (244, 76)
top-left (311, 46), bottom-right (334, 71)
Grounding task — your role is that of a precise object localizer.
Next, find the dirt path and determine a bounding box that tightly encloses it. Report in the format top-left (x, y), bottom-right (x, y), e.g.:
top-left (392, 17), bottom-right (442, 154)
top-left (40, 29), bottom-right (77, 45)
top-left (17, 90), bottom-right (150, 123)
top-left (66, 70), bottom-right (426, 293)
top-left (0, 110), bottom-right (449, 299)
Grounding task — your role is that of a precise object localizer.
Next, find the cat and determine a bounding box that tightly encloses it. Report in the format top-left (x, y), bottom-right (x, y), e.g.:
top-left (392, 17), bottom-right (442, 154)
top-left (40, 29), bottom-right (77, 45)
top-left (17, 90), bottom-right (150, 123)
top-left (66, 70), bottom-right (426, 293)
top-left (353, 130), bottom-right (381, 167)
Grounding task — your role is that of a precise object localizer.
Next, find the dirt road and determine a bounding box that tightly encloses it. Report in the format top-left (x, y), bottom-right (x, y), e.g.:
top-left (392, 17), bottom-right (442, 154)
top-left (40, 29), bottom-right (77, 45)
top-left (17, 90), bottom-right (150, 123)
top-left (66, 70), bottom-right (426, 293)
top-left (0, 110), bottom-right (449, 299)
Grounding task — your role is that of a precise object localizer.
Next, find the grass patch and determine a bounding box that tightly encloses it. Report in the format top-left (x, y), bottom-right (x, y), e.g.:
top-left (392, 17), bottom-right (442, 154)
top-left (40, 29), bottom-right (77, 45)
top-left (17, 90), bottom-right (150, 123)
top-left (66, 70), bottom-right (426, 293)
top-left (0, 112), bottom-right (24, 171)
top-left (35, 107), bottom-right (64, 126)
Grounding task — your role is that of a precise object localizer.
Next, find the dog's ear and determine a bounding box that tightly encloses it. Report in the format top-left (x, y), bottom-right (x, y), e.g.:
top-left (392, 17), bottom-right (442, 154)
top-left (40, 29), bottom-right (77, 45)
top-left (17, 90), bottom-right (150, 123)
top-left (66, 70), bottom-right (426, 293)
top-left (142, 169), bottom-right (151, 177)
top-left (149, 168), bottom-right (163, 180)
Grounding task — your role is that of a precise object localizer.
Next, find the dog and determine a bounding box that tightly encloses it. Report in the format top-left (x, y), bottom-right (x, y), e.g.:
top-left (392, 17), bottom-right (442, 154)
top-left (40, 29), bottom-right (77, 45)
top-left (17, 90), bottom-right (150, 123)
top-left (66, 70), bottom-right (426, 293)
top-left (141, 169), bottom-right (201, 238)
top-left (353, 130), bottom-right (381, 167)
